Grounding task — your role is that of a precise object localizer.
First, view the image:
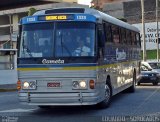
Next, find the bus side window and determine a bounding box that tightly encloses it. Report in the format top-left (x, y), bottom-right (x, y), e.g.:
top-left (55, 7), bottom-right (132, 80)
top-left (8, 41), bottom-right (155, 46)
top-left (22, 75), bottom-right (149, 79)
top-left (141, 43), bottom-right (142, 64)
top-left (111, 25), bottom-right (120, 44)
top-left (121, 28), bottom-right (126, 44)
top-left (136, 33), bottom-right (141, 47)
top-left (97, 24), bottom-right (105, 56)
top-left (98, 24), bottom-right (105, 47)
top-left (104, 23), bottom-right (112, 43)
top-left (131, 31), bottom-right (136, 45)
top-left (126, 30), bottom-right (131, 45)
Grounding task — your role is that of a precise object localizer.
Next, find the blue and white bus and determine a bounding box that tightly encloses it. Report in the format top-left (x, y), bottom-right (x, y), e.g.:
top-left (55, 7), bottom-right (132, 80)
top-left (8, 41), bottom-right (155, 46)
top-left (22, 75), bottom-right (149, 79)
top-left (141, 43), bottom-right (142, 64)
top-left (17, 7), bottom-right (141, 108)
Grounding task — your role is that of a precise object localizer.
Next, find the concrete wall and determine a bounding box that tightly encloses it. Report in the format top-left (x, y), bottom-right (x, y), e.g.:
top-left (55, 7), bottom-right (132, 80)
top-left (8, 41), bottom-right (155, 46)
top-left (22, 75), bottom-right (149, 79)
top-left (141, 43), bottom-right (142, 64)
top-left (0, 56), bottom-right (10, 69)
top-left (0, 70), bottom-right (17, 85)
top-left (92, 0), bottom-right (133, 9)
top-left (103, 0), bottom-right (160, 24)
top-left (103, 2), bottom-right (124, 19)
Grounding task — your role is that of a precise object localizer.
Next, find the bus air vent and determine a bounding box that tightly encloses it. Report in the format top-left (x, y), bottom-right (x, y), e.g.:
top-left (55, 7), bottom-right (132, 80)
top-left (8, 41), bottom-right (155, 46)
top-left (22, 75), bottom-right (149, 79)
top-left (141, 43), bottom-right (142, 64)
top-left (45, 8), bottom-right (85, 14)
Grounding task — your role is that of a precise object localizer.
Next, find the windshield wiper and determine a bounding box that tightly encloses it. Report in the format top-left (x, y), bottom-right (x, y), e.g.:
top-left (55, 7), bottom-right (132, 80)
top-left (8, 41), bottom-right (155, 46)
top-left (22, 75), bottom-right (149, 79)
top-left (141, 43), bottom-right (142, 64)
top-left (22, 33), bottom-right (33, 58)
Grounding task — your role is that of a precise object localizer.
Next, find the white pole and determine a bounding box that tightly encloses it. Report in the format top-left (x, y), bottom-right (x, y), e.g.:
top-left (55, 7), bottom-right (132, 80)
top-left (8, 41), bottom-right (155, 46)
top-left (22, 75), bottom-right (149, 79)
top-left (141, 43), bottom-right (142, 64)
top-left (156, 0), bottom-right (159, 61)
top-left (141, 0), bottom-right (146, 61)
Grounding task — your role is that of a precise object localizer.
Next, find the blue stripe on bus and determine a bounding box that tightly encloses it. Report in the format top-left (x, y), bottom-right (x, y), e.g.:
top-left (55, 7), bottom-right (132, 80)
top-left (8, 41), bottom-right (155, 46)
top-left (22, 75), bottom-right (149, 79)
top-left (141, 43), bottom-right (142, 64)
top-left (17, 63), bottom-right (97, 68)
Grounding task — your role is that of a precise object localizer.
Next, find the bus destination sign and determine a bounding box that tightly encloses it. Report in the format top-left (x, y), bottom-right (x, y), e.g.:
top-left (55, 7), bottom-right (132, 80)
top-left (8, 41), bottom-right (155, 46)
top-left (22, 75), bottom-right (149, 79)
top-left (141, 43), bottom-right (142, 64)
top-left (46, 15), bottom-right (67, 20)
top-left (38, 15), bottom-right (74, 21)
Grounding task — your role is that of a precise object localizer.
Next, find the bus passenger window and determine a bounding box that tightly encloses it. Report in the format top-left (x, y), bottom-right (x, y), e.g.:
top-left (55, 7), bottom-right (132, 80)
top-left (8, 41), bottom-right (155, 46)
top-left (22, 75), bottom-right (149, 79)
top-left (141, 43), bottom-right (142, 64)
top-left (136, 33), bottom-right (141, 47)
top-left (131, 32), bottom-right (136, 45)
top-left (97, 24), bottom-right (105, 48)
top-left (111, 25), bottom-right (120, 44)
top-left (121, 28), bottom-right (126, 44)
top-left (126, 30), bottom-right (131, 45)
top-left (104, 23), bottom-right (112, 43)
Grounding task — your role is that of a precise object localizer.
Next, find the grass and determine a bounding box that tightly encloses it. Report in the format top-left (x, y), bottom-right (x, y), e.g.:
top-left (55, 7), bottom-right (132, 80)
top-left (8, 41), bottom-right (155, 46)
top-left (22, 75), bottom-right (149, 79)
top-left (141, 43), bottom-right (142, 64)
top-left (141, 50), bottom-right (160, 60)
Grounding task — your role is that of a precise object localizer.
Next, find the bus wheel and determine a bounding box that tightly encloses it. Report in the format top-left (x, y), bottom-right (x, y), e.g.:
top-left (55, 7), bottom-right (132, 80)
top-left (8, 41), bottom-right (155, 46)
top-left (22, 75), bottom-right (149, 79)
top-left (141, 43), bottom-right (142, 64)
top-left (137, 82), bottom-right (140, 86)
top-left (153, 82), bottom-right (158, 86)
top-left (98, 83), bottom-right (112, 109)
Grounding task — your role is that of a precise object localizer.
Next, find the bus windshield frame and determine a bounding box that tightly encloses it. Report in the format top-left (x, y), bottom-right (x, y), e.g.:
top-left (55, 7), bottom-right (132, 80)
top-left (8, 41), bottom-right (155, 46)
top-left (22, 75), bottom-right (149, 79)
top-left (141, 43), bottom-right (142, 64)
top-left (18, 21), bottom-right (96, 59)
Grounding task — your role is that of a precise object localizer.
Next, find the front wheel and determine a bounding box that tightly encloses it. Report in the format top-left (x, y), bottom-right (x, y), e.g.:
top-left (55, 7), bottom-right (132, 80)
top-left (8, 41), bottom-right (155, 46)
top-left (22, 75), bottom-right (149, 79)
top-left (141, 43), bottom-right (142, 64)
top-left (97, 83), bottom-right (112, 109)
top-left (137, 82), bottom-right (140, 86)
top-left (153, 82), bottom-right (158, 86)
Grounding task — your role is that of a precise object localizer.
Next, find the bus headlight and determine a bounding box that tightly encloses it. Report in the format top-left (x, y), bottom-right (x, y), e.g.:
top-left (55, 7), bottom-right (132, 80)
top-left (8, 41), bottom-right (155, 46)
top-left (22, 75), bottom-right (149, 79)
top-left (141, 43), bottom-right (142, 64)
top-left (72, 81), bottom-right (79, 89)
top-left (29, 81), bottom-right (37, 89)
top-left (72, 80), bottom-right (87, 89)
top-left (23, 81), bottom-right (37, 89)
top-left (23, 82), bottom-right (29, 89)
top-left (79, 80), bottom-right (86, 88)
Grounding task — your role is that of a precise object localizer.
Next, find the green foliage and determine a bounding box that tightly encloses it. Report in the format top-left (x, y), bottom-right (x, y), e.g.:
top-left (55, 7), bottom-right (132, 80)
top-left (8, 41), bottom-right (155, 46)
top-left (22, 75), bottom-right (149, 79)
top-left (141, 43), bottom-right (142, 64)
top-left (141, 50), bottom-right (160, 59)
top-left (90, 3), bottom-right (102, 11)
top-left (118, 18), bottom-right (127, 22)
top-left (28, 8), bottom-right (37, 16)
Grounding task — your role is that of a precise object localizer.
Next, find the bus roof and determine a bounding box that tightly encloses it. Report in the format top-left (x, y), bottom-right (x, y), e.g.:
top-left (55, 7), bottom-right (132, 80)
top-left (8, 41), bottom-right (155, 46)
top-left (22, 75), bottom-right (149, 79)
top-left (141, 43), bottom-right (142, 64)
top-left (33, 7), bottom-right (139, 32)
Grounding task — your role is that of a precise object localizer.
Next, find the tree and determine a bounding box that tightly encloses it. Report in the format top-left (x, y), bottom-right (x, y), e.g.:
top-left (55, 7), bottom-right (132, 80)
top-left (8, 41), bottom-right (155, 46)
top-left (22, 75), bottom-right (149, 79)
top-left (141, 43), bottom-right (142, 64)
top-left (118, 18), bottom-right (127, 22)
top-left (90, 5), bottom-right (102, 11)
top-left (90, 0), bottom-right (102, 11)
top-left (28, 7), bottom-right (37, 16)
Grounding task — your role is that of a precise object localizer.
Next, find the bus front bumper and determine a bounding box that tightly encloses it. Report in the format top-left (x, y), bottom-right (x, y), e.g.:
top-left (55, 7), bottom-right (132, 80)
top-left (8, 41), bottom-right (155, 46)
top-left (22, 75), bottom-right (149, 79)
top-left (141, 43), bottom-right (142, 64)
top-left (18, 92), bottom-right (103, 106)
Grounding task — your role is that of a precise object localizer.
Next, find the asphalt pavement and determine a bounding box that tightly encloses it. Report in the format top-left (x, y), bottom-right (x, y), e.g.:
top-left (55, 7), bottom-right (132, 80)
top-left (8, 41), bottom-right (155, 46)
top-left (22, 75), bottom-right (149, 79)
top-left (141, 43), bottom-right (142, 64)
top-left (0, 84), bottom-right (160, 122)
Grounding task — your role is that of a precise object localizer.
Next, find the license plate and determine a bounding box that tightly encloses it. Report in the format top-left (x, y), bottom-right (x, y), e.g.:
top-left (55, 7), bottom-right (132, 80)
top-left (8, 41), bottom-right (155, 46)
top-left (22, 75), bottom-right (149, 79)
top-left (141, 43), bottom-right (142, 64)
top-left (150, 77), bottom-right (156, 80)
top-left (47, 82), bottom-right (61, 88)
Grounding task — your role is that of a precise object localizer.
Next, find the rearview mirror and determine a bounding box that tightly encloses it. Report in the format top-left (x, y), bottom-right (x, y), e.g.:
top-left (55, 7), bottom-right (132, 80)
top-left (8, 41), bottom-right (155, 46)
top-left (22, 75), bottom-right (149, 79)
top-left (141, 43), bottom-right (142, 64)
top-left (148, 68), bottom-right (152, 71)
top-left (141, 66), bottom-right (148, 71)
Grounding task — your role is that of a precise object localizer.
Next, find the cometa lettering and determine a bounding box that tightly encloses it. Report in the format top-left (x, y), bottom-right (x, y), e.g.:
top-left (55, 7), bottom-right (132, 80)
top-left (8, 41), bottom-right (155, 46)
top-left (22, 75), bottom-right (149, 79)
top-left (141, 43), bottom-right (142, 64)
top-left (42, 59), bottom-right (64, 64)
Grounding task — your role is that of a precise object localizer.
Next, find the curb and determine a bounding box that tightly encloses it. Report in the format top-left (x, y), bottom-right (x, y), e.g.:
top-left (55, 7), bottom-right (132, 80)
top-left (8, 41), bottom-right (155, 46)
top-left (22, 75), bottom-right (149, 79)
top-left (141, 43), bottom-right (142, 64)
top-left (0, 84), bottom-right (17, 92)
top-left (0, 89), bottom-right (17, 92)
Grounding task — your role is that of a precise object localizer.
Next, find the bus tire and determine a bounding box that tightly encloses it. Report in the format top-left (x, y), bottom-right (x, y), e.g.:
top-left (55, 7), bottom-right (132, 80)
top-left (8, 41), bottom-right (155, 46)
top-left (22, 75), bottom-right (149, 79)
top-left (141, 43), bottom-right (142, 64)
top-left (126, 71), bottom-right (136, 93)
top-left (97, 83), bottom-right (112, 109)
top-left (153, 82), bottom-right (158, 86)
top-left (137, 82), bottom-right (140, 86)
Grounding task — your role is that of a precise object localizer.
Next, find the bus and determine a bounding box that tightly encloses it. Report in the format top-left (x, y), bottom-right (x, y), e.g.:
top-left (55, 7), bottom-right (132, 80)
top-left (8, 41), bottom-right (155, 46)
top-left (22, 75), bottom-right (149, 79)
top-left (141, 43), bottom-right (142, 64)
top-left (17, 7), bottom-right (141, 108)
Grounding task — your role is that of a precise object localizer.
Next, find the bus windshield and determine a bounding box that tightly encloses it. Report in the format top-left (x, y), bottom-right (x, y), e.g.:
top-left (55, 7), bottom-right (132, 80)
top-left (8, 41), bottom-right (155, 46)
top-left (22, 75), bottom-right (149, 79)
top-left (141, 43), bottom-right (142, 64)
top-left (19, 22), bottom-right (95, 58)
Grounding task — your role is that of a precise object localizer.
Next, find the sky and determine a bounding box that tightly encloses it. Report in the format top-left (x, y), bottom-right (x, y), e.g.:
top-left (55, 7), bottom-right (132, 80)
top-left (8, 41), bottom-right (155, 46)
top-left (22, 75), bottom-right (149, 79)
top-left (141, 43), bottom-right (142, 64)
top-left (78, 0), bottom-right (92, 6)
